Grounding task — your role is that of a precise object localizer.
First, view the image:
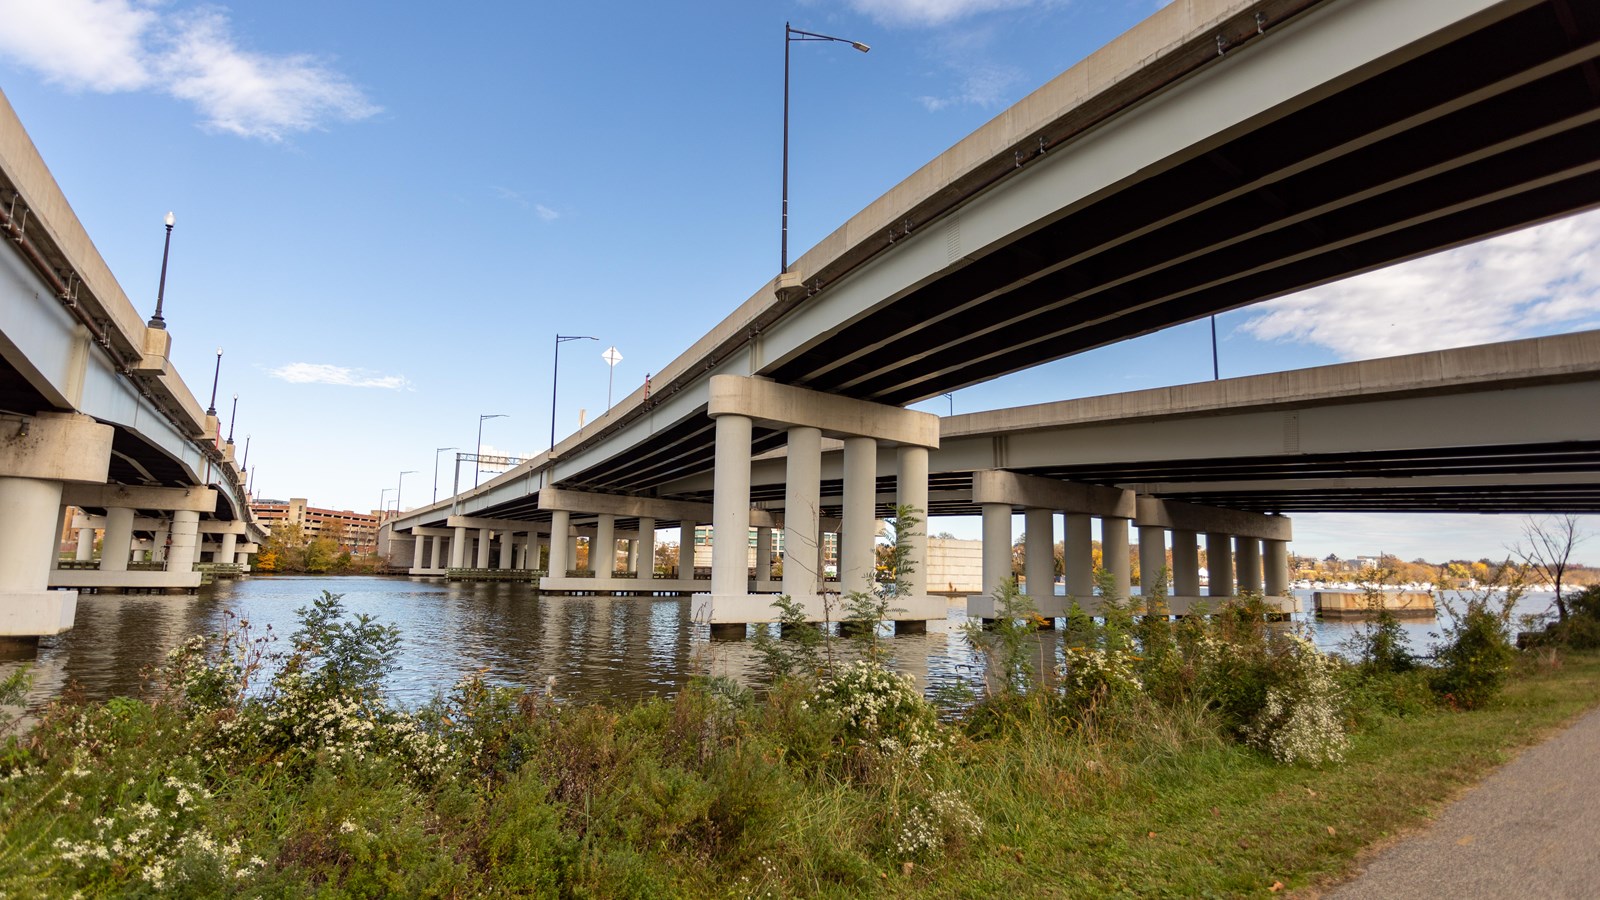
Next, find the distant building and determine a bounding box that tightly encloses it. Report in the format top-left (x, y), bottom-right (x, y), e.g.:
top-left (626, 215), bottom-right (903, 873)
top-left (250, 498), bottom-right (382, 553)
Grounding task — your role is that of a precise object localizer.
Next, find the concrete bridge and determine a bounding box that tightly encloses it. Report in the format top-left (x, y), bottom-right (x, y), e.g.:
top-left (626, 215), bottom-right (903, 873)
top-left (385, 0), bottom-right (1600, 630)
top-left (0, 90), bottom-right (264, 637)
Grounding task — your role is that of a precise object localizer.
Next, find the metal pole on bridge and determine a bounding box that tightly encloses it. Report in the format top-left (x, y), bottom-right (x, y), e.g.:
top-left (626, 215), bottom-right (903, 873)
top-left (433, 446), bottom-right (457, 504)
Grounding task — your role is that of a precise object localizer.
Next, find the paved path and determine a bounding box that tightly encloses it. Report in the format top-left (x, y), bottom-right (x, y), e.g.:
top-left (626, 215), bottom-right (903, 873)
top-left (1327, 704), bottom-right (1600, 899)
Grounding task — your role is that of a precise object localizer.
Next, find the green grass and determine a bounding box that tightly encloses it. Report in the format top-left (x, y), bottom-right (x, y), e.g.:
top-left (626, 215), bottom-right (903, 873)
top-left (2, 593), bottom-right (1597, 898)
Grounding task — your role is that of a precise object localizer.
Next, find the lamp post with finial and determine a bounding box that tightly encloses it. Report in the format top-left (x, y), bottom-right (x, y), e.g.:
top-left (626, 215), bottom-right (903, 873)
top-left (226, 394), bottom-right (238, 446)
top-left (148, 212), bottom-right (175, 329)
top-left (206, 347), bottom-right (222, 417)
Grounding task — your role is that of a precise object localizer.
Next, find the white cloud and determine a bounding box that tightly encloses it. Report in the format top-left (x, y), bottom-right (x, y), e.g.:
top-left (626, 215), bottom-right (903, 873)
top-left (918, 63), bottom-right (1024, 111)
top-left (846, 0), bottom-right (1036, 27)
top-left (268, 362), bottom-right (410, 390)
top-left (0, 0), bottom-right (377, 141)
top-left (492, 186), bottom-right (529, 209)
top-left (1239, 209), bottom-right (1600, 360)
top-left (534, 204), bottom-right (560, 222)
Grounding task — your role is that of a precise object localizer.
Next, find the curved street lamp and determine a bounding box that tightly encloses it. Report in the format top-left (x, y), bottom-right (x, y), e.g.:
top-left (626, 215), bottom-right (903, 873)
top-left (551, 335), bottom-right (597, 450)
top-left (783, 24), bottom-right (869, 273)
top-left (476, 414), bottom-right (506, 488)
top-left (433, 446), bottom-right (458, 503)
top-left (396, 470), bottom-right (417, 516)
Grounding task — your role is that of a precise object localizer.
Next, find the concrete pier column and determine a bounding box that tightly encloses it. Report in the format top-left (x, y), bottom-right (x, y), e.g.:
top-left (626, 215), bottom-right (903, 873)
top-left (981, 503), bottom-right (1012, 598)
top-left (1138, 525), bottom-right (1167, 598)
top-left (571, 536), bottom-right (584, 572)
top-left (412, 534), bottom-right (427, 569)
top-left (840, 436), bottom-right (877, 596)
top-left (475, 528), bottom-right (492, 568)
top-left (1063, 513), bottom-right (1093, 599)
top-left (754, 527), bottom-right (772, 582)
top-left (679, 522), bottom-right (695, 579)
top-left (0, 477), bottom-right (68, 595)
top-left (430, 535), bottom-right (444, 570)
top-left (1207, 532), bottom-right (1235, 597)
top-left (548, 511), bottom-right (570, 575)
top-left (100, 507), bottom-right (134, 573)
top-left (895, 445), bottom-right (930, 597)
top-left (219, 532), bottom-right (237, 566)
top-left (1170, 529), bottom-right (1200, 597)
top-left (1024, 507), bottom-right (1053, 600)
top-left (635, 517), bottom-right (655, 577)
top-left (1263, 539), bottom-right (1290, 597)
top-left (782, 426), bottom-right (822, 600)
top-left (75, 527), bottom-right (94, 561)
top-left (235, 548), bottom-right (250, 567)
top-left (595, 514), bottom-right (616, 576)
top-left (152, 524), bottom-right (169, 564)
top-left (450, 526), bottom-right (468, 568)
top-left (498, 531), bottom-right (514, 570)
top-left (1236, 537), bottom-right (1263, 594)
top-left (1101, 516), bottom-right (1131, 599)
top-left (166, 510), bottom-right (200, 574)
top-left (709, 405), bottom-right (755, 598)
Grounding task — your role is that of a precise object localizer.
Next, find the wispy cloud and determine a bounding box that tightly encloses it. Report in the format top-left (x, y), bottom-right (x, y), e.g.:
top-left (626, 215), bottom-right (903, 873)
top-left (1239, 209), bottom-right (1600, 360)
top-left (845, 0), bottom-right (1037, 28)
top-left (534, 204), bottom-right (560, 222)
top-left (492, 186), bottom-right (530, 209)
top-left (918, 62), bottom-right (1025, 111)
top-left (0, 0), bottom-right (378, 141)
top-left (268, 362), bottom-right (410, 390)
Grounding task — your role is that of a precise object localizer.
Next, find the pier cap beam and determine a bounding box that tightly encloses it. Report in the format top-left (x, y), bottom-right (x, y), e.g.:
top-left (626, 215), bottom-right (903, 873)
top-left (62, 483), bottom-right (218, 513)
top-left (1134, 496), bottom-right (1291, 542)
top-left (538, 486), bottom-right (787, 529)
top-left (708, 375), bottom-right (939, 448)
top-left (970, 469), bottom-right (1135, 518)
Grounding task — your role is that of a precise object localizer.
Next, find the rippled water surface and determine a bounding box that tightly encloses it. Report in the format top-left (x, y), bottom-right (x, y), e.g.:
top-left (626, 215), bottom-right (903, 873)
top-left (5, 576), bottom-right (1563, 710)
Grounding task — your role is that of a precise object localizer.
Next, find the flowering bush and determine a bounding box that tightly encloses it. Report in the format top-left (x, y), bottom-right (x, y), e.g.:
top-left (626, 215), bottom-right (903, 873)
top-left (893, 789), bottom-right (984, 859)
top-left (1242, 635), bottom-right (1350, 765)
top-left (811, 661), bottom-right (943, 763)
top-left (1058, 647), bottom-right (1145, 711)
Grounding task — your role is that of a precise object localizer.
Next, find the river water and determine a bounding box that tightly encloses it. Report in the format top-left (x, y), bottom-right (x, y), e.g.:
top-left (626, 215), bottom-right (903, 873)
top-left (3, 576), bottom-right (1563, 711)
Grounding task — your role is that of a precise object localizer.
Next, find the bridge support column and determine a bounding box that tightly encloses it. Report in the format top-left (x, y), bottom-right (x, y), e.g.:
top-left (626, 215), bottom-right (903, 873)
top-left (1138, 524), bottom-right (1167, 600)
top-left (0, 413), bottom-right (111, 636)
top-left (1171, 530), bottom-right (1200, 597)
top-left (1101, 516), bottom-right (1131, 600)
top-left (496, 531), bottom-right (513, 570)
top-left (754, 526), bottom-right (771, 582)
top-left (1024, 507), bottom-right (1053, 603)
top-left (412, 534), bottom-right (427, 570)
top-left (1064, 513), bottom-right (1094, 599)
top-left (783, 426), bottom-right (822, 600)
top-left (450, 526), bottom-right (468, 568)
top-left (549, 511), bottom-right (570, 575)
top-left (167, 510), bottom-right (199, 576)
top-left (636, 517), bottom-right (655, 578)
top-left (896, 444), bottom-right (930, 599)
top-left (679, 522), bottom-right (695, 579)
top-left (474, 528), bottom-right (491, 568)
top-left (219, 532), bottom-right (237, 566)
top-left (840, 437), bottom-right (877, 596)
top-left (75, 527), bottom-right (94, 561)
top-left (152, 523), bottom-right (169, 564)
top-left (1263, 539), bottom-right (1289, 597)
top-left (1236, 537), bottom-right (1263, 595)
top-left (430, 534), bottom-right (444, 570)
top-left (595, 514), bottom-right (616, 577)
top-left (980, 503), bottom-right (1011, 601)
top-left (1207, 532), bottom-right (1234, 597)
top-left (710, 411), bottom-right (753, 600)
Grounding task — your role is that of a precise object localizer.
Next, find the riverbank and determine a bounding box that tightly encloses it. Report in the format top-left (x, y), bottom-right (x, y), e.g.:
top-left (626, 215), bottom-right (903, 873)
top-left (2, 590), bottom-right (1597, 896)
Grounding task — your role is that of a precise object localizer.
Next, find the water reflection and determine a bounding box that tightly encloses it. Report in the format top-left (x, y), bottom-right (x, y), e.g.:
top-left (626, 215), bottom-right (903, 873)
top-left (4, 577), bottom-right (1562, 712)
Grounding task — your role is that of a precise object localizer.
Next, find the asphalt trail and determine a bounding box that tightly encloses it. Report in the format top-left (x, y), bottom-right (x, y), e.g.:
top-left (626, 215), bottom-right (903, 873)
top-left (1327, 704), bottom-right (1600, 899)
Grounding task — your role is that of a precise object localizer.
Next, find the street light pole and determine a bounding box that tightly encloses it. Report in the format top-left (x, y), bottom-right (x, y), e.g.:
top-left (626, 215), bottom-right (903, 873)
top-left (550, 335), bottom-right (597, 450)
top-left (396, 470), bottom-right (417, 516)
top-left (433, 446), bottom-right (457, 503)
top-left (379, 487), bottom-right (395, 518)
top-left (475, 414), bottom-right (506, 488)
top-left (148, 212), bottom-right (175, 329)
top-left (783, 23), bottom-right (870, 273)
top-left (206, 347), bottom-right (222, 417)
top-left (226, 393), bottom-right (238, 445)
top-left (1210, 316), bottom-right (1220, 380)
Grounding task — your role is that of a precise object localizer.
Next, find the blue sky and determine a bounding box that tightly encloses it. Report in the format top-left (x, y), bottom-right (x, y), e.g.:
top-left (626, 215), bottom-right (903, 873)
top-left (1, 0), bottom-right (1596, 562)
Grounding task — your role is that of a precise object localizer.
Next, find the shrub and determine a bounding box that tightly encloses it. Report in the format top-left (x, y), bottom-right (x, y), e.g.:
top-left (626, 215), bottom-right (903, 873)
top-left (1432, 599), bottom-right (1517, 710)
top-left (811, 661), bottom-right (943, 764)
top-left (961, 578), bottom-right (1042, 702)
top-left (1242, 635), bottom-right (1350, 765)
